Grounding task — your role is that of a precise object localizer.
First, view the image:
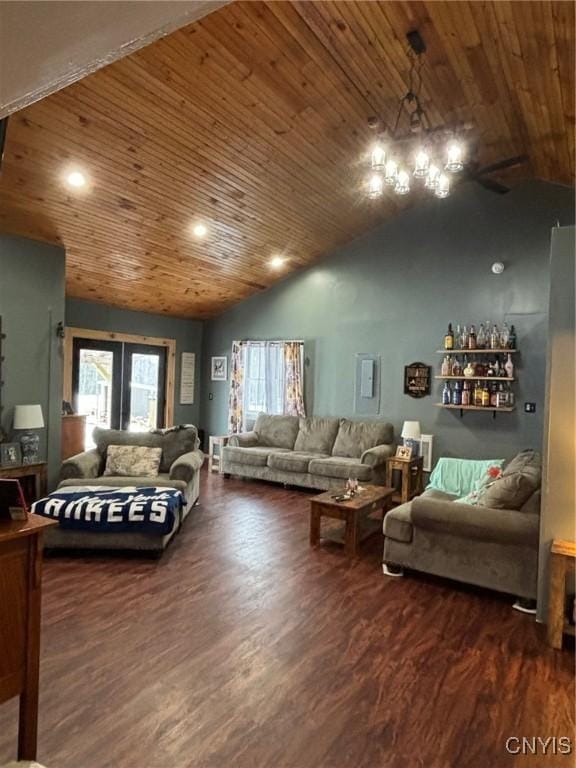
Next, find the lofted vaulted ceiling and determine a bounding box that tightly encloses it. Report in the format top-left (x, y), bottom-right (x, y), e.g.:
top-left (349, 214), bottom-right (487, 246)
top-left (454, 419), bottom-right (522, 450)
top-left (0, 1), bottom-right (574, 318)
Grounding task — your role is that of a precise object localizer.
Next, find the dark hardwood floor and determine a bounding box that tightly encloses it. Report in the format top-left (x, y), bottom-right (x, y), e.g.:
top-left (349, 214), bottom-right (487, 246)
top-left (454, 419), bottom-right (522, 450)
top-left (1, 470), bottom-right (574, 768)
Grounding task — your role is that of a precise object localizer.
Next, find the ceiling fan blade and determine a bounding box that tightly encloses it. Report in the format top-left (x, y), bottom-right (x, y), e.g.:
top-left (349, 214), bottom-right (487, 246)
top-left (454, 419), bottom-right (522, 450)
top-left (476, 154), bottom-right (529, 176)
top-left (476, 177), bottom-right (510, 195)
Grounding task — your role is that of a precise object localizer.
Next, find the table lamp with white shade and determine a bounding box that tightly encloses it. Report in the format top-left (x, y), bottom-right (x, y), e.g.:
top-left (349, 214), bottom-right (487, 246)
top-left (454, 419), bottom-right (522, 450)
top-left (401, 420), bottom-right (421, 457)
top-left (13, 404), bottom-right (44, 464)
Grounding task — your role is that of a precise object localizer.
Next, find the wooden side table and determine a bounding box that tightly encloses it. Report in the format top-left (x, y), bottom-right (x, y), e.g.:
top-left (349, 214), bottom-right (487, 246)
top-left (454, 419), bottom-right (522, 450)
top-left (208, 435), bottom-right (230, 474)
top-left (0, 514), bottom-right (56, 761)
top-left (547, 539), bottom-right (576, 649)
top-left (386, 455), bottom-right (424, 505)
top-left (0, 463), bottom-right (47, 506)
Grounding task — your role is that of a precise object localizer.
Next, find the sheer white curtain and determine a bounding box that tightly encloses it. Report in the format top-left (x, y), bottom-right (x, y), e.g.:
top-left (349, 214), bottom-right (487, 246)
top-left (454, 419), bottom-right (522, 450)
top-left (239, 341), bottom-right (305, 430)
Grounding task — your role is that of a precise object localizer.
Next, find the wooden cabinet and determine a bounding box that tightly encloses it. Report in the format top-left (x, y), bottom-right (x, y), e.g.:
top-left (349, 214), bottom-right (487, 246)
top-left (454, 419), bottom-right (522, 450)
top-left (0, 515), bottom-right (56, 761)
top-left (61, 414), bottom-right (86, 460)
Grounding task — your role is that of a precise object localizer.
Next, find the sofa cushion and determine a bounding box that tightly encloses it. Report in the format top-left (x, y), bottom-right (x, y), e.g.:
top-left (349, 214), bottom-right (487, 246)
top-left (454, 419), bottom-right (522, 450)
top-left (293, 417), bottom-right (340, 454)
top-left (502, 449), bottom-right (541, 478)
top-left (383, 502), bottom-right (413, 543)
top-left (332, 419), bottom-right (394, 459)
top-left (93, 426), bottom-right (198, 473)
top-left (473, 451), bottom-right (542, 510)
top-left (153, 426), bottom-right (199, 471)
top-left (479, 471), bottom-right (541, 510)
top-left (103, 445), bottom-right (162, 477)
top-left (254, 414), bottom-right (300, 449)
top-left (224, 445), bottom-right (290, 467)
top-left (268, 451), bottom-right (329, 473)
top-left (308, 456), bottom-right (372, 481)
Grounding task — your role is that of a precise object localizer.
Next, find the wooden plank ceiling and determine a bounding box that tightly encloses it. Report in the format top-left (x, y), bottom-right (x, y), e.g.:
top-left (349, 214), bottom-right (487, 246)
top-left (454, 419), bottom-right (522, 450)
top-left (0, 1), bottom-right (574, 319)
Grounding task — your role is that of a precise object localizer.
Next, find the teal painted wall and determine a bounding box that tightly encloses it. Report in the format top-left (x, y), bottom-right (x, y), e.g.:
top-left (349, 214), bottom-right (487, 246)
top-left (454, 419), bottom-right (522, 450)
top-left (65, 299), bottom-right (204, 427)
top-left (0, 235), bottom-right (66, 489)
top-left (200, 181), bottom-right (575, 464)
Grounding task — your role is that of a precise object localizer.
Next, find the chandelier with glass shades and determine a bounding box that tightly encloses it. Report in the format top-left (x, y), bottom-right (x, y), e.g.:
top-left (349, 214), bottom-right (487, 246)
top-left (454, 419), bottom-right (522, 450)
top-left (365, 31), bottom-right (468, 202)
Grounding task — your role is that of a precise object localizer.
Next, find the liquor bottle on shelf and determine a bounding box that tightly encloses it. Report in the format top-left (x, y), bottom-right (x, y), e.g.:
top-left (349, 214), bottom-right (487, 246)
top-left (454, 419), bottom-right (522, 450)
top-left (477, 323), bottom-right (487, 349)
top-left (464, 358), bottom-right (475, 378)
top-left (442, 382), bottom-right (451, 405)
top-left (504, 353), bottom-right (514, 378)
top-left (452, 381), bottom-right (462, 406)
top-left (467, 325), bottom-right (477, 350)
top-left (452, 357), bottom-right (462, 376)
top-left (496, 383), bottom-right (507, 408)
top-left (462, 381), bottom-right (471, 406)
top-left (459, 325), bottom-right (468, 350)
top-left (508, 325), bottom-right (517, 349)
top-left (486, 360), bottom-right (495, 377)
top-left (444, 323), bottom-right (454, 350)
top-left (494, 356), bottom-right (502, 377)
top-left (441, 355), bottom-right (451, 376)
top-left (500, 322), bottom-right (510, 349)
top-left (490, 324), bottom-right (500, 350)
top-left (481, 384), bottom-right (490, 407)
top-left (474, 383), bottom-right (483, 407)
top-left (506, 383), bottom-right (515, 407)
top-left (490, 383), bottom-right (498, 407)
top-left (455, 324), bottom-right (462, 349)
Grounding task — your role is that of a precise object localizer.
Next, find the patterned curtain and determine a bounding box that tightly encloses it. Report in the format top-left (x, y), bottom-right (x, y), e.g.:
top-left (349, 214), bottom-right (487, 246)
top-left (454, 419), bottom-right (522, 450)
top-left (228, 341), bottom-right (245, 434)
top-left (284, 342), bottom-right (306, 417)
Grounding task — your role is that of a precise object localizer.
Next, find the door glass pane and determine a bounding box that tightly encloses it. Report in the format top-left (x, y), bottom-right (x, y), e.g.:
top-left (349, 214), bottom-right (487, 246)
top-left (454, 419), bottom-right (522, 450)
top-left (128, 353), bottom-right (160, 432)
top-left (77, 349), bottom-right (114, 448)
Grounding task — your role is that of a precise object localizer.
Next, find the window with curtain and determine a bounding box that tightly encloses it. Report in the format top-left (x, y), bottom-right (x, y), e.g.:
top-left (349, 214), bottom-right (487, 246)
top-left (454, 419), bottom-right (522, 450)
top-left (228, 340), bottom-right (305, 433)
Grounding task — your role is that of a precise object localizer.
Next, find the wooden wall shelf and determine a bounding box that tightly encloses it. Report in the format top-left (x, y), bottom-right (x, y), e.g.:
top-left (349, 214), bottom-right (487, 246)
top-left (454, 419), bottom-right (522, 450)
top-left (435, 403), bottom-right (515, 418)
top-left (435, 376), bottom-right (514, 381)
top-left (435, 349), bottom-right (518, 355)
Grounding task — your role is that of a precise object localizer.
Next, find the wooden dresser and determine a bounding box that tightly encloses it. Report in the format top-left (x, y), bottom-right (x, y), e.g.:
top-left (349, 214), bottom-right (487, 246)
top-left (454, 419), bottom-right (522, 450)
top-left (61, 414), bottom-right (86, 460)
top-left (0, 515), bottom-right (56, 761)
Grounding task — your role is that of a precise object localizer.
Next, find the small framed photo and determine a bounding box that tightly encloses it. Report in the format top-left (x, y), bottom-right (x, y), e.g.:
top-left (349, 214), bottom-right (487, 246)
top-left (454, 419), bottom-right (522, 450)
top-left (211, 356), bottom-right (228, 381)
top-left (1, 442), bottom-right (22, 467)
top-left (395, 445), bottom-right (413, 461)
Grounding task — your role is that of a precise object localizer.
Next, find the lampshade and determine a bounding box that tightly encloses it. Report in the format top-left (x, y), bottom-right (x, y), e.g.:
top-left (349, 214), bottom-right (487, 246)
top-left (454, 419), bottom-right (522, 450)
top-left (14, 404), bottom-right (44, 430)
top-left (401, 420), bottom-right (421, 440)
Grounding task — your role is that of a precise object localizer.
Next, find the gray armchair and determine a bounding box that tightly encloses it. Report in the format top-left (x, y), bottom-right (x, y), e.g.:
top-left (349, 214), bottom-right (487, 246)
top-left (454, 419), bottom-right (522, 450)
top-left (59, 425), bottom-right (204, 514)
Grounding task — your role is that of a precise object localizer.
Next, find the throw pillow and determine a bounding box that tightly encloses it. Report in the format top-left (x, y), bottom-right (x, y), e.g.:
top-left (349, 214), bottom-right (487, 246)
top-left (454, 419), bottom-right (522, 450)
top-left (103, 445), bottom-right (162, 477)
top-left (478, 471), bottom-right (540, 510)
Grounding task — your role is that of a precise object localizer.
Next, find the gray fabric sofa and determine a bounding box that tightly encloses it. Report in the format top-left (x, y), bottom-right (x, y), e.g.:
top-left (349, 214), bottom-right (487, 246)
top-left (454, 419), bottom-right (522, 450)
top-left (46, 425), bottom-right (204, 553)
top-left (383, 451), bottom-right (541, 599)
top-left (222, 414), bottom-right (395, 491)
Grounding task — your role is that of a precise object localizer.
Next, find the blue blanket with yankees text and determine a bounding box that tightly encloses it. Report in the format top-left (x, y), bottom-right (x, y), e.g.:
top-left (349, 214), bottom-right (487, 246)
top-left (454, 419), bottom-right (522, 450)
top-left (31, 487), bottom-right (183, 535)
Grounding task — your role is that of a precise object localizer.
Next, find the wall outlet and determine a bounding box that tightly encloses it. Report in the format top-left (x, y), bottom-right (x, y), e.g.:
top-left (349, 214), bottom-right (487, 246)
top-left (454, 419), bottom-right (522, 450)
top-left (208, 392), bottom-right (214, 401)
top-left (524, 402), bottom-right (536, 413)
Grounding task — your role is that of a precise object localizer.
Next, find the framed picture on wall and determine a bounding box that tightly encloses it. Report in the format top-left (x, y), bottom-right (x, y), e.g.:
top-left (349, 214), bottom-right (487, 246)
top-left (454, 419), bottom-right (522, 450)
top-left (211, 356), bottom-right (228, 381)
top-left (0, 442), bottom-right (22, 468)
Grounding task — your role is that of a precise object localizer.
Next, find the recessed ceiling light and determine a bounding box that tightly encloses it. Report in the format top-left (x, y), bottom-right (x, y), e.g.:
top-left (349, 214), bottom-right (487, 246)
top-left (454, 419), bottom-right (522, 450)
top-left (192, 223), bottom-right (208, 238)
top-left (270, 255), bottom-right (286, 269)
top-left (66, 170), bottom-right (86, 188)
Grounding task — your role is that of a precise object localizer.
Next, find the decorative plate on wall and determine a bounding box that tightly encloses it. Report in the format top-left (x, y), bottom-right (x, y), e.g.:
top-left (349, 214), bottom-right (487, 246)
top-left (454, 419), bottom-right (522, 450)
top-left (404, 362), bottom-right (431, 398)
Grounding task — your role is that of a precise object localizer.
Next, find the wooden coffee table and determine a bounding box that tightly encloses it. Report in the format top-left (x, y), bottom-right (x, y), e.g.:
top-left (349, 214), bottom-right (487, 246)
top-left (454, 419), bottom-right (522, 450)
top-left (309, 485), bottom-right (395, 558)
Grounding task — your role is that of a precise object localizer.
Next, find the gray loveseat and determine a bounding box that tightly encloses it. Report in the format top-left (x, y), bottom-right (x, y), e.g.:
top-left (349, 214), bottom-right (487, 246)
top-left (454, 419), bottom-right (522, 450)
top-left (46, 425), bottom-right (204, 553)
top-left (383, 450), bottom-right (541, 601)
top-left (222, 414), bottom-right (395, 491)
